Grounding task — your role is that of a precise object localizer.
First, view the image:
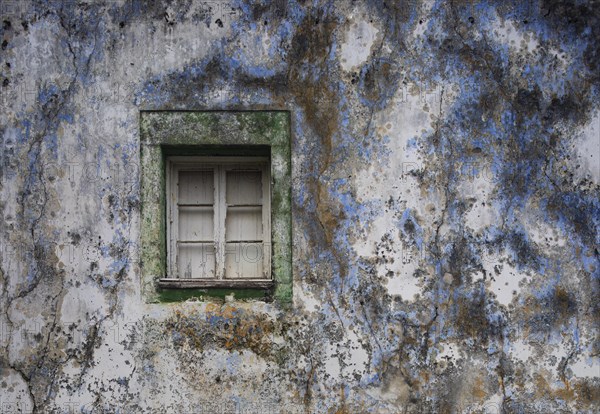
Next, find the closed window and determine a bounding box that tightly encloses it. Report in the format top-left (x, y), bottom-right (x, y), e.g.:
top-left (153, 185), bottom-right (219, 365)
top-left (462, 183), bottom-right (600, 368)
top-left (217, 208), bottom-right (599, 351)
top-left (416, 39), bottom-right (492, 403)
top-left (161, 157), bottom-right (272, 288)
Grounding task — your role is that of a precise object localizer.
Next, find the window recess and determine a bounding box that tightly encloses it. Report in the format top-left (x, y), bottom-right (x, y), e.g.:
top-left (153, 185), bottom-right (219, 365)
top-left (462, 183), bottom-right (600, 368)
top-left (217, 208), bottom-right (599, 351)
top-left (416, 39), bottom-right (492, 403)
top-left (140, 111), bottom-right (292, 303)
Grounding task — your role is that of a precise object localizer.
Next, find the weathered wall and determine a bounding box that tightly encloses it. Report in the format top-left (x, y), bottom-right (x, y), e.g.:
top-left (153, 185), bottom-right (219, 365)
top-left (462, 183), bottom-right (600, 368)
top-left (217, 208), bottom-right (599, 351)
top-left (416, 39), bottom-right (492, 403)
top-left (1, 0), bottom-right (599, 412)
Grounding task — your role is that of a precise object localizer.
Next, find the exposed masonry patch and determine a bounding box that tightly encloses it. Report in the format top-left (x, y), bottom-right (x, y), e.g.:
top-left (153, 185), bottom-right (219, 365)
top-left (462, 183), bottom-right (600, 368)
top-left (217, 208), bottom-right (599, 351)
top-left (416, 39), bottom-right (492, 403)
top-left (0, 0), bottom-right (599, 413)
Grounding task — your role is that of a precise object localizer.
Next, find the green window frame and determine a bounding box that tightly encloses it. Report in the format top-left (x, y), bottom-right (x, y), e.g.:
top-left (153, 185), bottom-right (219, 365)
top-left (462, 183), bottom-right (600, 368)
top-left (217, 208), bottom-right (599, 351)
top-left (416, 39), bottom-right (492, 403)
top-left (140, 111), bottom-right (292, 304)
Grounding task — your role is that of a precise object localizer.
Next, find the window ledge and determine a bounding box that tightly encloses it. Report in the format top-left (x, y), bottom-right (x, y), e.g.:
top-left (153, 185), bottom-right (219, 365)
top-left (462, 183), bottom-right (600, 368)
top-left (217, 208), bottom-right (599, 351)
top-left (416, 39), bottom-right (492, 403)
top-left (158, 278), bottom-right (274, 289)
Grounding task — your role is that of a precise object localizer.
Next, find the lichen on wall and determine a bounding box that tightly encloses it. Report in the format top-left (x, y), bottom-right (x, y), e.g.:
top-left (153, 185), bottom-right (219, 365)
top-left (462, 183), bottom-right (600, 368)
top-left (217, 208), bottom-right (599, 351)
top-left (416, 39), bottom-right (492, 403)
top-left (0, 0), bottom-right (598, 413)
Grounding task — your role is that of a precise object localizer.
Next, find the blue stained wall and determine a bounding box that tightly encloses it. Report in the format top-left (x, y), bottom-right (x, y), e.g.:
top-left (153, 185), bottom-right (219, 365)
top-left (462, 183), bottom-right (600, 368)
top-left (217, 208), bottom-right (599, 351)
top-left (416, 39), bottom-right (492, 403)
top-left (0, 0), bottom-right (599, 413)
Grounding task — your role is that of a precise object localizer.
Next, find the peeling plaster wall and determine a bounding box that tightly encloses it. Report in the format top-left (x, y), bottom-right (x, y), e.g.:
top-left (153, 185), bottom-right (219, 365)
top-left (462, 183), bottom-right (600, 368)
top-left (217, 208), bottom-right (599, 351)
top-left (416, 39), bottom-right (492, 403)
top-left (1, 0), bottom-right (599, 413)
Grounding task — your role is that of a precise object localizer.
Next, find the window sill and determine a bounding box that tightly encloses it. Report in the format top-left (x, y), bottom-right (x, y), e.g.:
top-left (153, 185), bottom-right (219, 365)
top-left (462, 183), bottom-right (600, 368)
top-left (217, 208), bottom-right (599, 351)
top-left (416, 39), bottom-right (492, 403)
top-left (157, 278), bottom-right (274, 289)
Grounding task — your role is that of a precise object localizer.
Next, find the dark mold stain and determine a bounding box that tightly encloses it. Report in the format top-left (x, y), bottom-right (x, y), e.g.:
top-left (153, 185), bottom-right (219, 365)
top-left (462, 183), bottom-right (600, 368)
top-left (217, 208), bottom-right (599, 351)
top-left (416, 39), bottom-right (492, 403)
top-left (359, 58), bottom-right (401, 109)
top-left (525, 286), bottom-right (578, 334)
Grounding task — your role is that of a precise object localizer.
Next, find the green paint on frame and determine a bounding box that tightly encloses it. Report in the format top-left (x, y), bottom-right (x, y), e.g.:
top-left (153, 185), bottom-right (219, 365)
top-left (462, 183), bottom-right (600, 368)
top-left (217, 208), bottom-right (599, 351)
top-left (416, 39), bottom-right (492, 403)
top-left (140, 111), bottom-right (292, 304)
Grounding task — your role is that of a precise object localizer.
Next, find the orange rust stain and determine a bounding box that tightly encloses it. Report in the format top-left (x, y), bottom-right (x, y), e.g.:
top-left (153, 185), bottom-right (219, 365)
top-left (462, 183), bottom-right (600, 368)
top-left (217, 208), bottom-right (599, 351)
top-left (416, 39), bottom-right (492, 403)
top-left (471, 376), bottom-right (487, 401)
top-left (222, 304), bottom-right (237, 319)
top-left (205, 303), bottom-right (219, 315)
top-left (534, 373), bottom-right (575, 401)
